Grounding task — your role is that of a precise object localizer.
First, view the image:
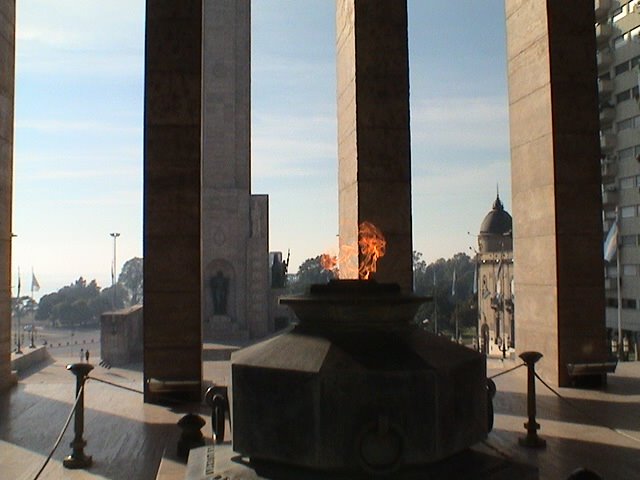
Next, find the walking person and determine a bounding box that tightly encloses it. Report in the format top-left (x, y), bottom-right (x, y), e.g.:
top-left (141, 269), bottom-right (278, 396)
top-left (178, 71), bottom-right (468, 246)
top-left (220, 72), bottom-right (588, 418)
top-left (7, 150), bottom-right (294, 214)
top-left (80, 348), bottom-right (84, 362)
top-left (85, 350), bottom-right (90, 363)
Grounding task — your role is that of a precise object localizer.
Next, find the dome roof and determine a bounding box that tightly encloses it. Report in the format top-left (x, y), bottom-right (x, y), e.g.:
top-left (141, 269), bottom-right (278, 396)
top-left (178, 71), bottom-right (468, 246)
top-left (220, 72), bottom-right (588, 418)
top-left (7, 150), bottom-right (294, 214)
top-left (480, 194), bottom-right (512, 236)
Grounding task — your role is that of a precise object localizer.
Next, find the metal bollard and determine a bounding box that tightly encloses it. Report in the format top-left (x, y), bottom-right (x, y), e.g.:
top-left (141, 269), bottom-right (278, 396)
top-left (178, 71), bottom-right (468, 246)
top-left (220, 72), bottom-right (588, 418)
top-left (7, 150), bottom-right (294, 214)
top-left (518, 351), bottom-right (546, 448)
top-left (205, 385), bottom-right (229, 444)
top-left (177, 413), bottom-right (206, 461)
top-left (63, 363), bottom-right (94, 469)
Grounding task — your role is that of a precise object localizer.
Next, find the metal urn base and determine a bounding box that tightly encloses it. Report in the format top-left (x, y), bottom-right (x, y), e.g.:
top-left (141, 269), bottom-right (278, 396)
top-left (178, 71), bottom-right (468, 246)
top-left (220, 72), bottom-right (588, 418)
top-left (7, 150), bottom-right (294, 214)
top-left (231, 281), bottom-right (489, 475)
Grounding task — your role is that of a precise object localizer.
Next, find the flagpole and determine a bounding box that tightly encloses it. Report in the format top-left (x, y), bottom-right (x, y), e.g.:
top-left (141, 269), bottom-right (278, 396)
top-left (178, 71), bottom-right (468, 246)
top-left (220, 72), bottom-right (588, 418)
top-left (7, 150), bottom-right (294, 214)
top-left (452, 267), bottom-right (458, 342)
top-left (16, 267), bottom-right (22, 354)
top-left (433, 269), bottom-right (438, 335)
top-left (616, 208), bottom-right (622, 359)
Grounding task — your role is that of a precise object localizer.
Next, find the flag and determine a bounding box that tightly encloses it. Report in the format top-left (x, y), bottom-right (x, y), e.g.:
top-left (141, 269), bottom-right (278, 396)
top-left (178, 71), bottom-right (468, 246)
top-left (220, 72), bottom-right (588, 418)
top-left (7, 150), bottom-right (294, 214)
top-left (472, 261), bottom-right (478, 295)
top-left (496, 259), bottom-right (503, 297)
top-left (451, 268), bottom-right (456, 296)
top-left (604, 220), bottom-right (618, 262)
top-left (111, 260), bottom-right (116, 285)
top-left (17, 267), bottom-right (21, 298)
top-left (31, 271), bottom-right (40, 292)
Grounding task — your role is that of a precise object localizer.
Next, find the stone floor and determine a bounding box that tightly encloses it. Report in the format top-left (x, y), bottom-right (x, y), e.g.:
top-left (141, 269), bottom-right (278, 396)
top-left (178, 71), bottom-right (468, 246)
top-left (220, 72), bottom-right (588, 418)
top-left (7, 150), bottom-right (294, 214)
top-left (1, 349), bottom-right (639, 479)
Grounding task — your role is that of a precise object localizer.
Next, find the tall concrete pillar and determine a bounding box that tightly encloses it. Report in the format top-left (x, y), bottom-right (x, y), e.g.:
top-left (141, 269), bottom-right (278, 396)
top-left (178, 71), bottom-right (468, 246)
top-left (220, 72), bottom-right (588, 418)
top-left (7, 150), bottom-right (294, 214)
top-left (143, 1), bottom-right (202, 402)
top-left (0, 0), bottom-right (15, 391)
top-left (336, 0), bottom-right (413, 292)
top-left (202, 0), bottom-right (270, 341)
top-left (506, 1), bottom-right (608, 385)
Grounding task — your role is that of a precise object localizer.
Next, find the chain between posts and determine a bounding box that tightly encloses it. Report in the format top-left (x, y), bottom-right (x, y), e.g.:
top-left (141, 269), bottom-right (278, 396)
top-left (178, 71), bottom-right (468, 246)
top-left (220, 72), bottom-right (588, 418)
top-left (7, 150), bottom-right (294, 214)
top-left (488, 362), bottom-right (525, 379)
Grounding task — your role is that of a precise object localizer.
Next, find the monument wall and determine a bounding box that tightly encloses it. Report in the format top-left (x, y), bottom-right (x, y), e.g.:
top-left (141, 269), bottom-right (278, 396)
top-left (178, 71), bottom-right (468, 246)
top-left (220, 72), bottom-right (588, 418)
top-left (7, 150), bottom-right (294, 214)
top-left (101, 306), bottom-right (143, 366)
top-left (506, 0), bottom-right (608, 385)
top-left (0, 0), bottom-right (15, 391)
top-left (202, 0), bottom-right (270, 340)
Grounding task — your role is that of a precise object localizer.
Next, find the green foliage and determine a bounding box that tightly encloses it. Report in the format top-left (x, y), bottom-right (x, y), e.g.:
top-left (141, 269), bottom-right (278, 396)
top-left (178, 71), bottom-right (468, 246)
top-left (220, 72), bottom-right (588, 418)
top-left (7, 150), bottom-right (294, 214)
top-left (286, 252), bottom-right (478, 339)
top-left (118, 257), bottom-right (143, 305)
top-left (287, 255), bottom-right (336, 294)
top-left (413, 251), bottom-right (477, 338)
top-left (32, 259), bottom-right (140, 328)
top-left (12, 296), bottom-right (37, 318)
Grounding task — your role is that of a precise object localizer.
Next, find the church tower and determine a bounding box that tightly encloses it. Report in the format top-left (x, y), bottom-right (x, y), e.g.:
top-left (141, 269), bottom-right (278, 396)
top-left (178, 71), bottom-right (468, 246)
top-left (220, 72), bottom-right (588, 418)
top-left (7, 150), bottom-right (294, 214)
top-left (477, 193), bottom-right (514, 357)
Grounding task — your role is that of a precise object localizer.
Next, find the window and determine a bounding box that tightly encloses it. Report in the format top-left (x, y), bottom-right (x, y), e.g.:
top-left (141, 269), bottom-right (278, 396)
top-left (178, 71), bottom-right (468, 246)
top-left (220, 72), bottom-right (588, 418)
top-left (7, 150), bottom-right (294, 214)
top-left (632, 55), bottom-right (640, 69)
top-left (618, 117), bottom-right (634, 131)
top-left (614, 35), bottom-right (627, 49)
top-left (634, 86), bottom-right (640, 98)
top-left (606, 297), bottom-right (618, 308)
top-left (615, 61), bottom-right (630, 75)
top-left (621, 235), bottom-right (638, 246)
top-left (619, 147), bottom-right (634, 160)
top-left (623, 265), bottom-right (639, 276)
top-left (613, 6), bottom-right (624, 23)
top-left (600, 72), bottom-right (612, 81)
top-left (622, 298), bottom-right (638, 309)
top-left (621, 205), bottom-right (636, 218)
top-left (608, 266), bottom-right (619, 277)
top-left (620, 176), bottom-right (635, 189)
top-left (617, 90), bottom-right (631, 103)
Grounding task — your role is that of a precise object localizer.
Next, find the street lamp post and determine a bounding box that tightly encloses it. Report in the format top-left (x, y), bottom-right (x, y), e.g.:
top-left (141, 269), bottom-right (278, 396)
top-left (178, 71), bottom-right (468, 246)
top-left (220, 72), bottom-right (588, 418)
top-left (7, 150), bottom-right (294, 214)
top-left (110, 233), bottom-right (120, 310)
top-left (110, 233), bottom-right (120, 336)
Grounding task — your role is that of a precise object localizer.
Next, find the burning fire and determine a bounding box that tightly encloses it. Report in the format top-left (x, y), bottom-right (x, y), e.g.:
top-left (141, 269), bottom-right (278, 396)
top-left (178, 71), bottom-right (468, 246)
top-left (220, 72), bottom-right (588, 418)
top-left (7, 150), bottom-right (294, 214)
top-left (358, 221), bottom-right (386, 280)
top-left (320, 222), bottom-right (387, 280)
top-left (320, 253), bottom-right (337, 271)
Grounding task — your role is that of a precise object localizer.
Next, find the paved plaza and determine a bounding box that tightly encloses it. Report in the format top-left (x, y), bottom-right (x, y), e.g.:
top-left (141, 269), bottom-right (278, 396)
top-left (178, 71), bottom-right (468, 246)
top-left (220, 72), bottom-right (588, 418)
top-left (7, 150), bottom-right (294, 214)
top-left (1, 349), bottom-right (639, 479)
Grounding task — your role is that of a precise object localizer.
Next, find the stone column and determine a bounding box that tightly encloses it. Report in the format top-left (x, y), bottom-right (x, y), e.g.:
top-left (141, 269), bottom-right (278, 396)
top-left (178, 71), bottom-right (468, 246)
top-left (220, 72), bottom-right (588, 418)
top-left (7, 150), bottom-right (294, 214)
top-left (336, 0), bottom-right (413, 292)
top-left (0, 0), bottom-right (15, 391)
top-left (202, 0), bottom-right (251, 337)
top-left (143, 1), bottom-right (202, 402)
top-left (506, 1), bottom-right (608, 386)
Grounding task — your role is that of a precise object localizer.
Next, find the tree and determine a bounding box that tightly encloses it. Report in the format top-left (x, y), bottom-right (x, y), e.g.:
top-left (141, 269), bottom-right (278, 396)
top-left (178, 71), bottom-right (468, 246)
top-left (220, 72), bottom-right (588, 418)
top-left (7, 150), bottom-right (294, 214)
top-left (12, 296), bottom-right (37, 319)
top-left (118, 257), bottom-right (143, 305)
top-left (33, 257), bottom-right (143, 327)
top-left (287, 255), bottom-right (336, 294)
top-left (35, 277), bottom-right (103, 327)
top-left (413, 251), bottom-right (476, 338)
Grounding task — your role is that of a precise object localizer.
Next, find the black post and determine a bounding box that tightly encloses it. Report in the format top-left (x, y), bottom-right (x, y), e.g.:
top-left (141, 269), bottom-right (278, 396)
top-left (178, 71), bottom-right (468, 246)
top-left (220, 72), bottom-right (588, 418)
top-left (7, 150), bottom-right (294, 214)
top-left (63, 363), bottom-right (94, 469)
top-left (518, 351), bottom-right (546, 448)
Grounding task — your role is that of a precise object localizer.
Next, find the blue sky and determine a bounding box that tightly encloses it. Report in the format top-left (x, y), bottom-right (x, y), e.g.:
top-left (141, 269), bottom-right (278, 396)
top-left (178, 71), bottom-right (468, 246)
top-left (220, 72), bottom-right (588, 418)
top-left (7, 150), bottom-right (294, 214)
top-left (12, 1), bottom-right (511, 298)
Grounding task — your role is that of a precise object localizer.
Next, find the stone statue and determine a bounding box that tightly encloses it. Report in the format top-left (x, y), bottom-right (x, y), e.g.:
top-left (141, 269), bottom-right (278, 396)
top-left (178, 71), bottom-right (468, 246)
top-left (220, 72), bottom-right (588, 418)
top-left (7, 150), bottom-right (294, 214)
top-left (271, 250), bottom-right (289, 289)
top-left (210, 271), bottom-right (229, 315)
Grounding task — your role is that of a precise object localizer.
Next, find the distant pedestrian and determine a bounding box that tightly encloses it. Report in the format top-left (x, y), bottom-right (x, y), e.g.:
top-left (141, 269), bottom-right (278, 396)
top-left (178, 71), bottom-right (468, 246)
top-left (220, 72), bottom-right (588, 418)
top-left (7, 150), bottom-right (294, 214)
top-left (85, 350), bottom-right (90, 363)
top-left (80, 348), bottom-right (84, 362)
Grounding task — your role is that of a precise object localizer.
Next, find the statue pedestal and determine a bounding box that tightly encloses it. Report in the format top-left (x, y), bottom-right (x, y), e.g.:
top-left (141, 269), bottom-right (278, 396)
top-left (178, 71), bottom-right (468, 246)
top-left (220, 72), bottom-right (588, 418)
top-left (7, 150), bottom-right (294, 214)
top-left (205, 315), bottom-right (249, 342)
top-left (210, 315), bottom-right (233, 329)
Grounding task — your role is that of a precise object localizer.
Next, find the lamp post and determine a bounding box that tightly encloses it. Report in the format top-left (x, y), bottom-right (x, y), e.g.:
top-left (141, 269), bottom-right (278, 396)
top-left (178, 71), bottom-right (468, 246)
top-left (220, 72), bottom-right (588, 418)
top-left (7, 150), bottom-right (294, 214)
top-left (110, 233), bottom-right (120, 336)
top-left (109, 233), bottom-right (120, 310)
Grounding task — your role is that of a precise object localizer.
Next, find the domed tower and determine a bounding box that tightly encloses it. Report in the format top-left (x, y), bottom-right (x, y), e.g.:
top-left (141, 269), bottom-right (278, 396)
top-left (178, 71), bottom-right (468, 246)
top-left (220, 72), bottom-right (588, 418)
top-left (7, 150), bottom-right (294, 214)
top-left (478, 194), bottom-right (513, 253)
top-left (476, 193), bottom-right (514, 358)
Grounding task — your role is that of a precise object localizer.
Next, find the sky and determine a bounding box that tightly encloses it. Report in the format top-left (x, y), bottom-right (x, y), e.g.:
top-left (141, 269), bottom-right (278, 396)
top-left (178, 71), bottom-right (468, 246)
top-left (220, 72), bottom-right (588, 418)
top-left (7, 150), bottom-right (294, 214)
top-left (11, 1), bottom-right (511, 299)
